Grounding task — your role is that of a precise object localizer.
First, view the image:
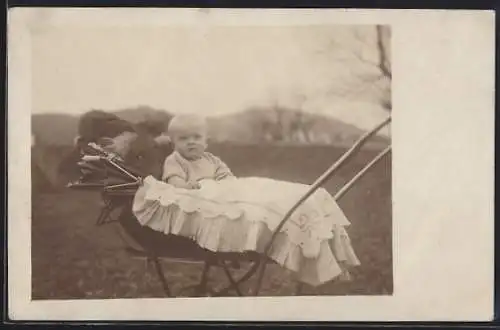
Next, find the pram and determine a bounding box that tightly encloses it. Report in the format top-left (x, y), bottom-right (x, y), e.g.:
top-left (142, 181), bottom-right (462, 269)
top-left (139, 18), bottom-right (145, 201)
top-left (67, 116), bottom-right (391, 297)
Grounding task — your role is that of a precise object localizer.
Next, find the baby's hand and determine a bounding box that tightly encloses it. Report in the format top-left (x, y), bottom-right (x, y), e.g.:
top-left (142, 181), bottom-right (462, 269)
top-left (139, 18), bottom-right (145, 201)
top-left (186, 180), bottom-right (201, 189)
top-left (167, 177), bottom-right (200, 189)
top-left (216, 174), bottom-right (236, 181)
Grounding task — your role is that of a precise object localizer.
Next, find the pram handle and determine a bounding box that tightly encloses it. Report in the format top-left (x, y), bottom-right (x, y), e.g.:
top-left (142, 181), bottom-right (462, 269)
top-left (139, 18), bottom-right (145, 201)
top-left (253, 115), bottom-right (392, 295)
top-left (81, 155), bottom-right (102, 162)
top-left (67, 181), bottom-right (106, 189)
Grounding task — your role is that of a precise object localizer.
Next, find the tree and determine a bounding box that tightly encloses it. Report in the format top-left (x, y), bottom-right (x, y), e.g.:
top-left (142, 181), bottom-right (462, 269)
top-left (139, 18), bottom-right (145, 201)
top-left (374, 25), bottom-right (392, 110)
top-left (247, 91), bottom-right (318, 144)
top-left (323, 25), bottom-right (392, 111)
top-left (287, 93), bottom-right (316, 143)
top-left (247, 104), bottom-right (315, 144)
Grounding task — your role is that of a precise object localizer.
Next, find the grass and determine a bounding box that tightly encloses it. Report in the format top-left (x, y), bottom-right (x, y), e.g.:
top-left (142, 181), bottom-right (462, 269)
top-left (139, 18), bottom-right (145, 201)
top-left (31, 143), bottom-right (392, 299)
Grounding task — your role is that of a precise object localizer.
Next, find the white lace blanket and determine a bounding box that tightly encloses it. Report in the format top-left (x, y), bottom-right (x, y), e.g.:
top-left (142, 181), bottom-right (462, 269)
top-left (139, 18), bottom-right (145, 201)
top-left (132, 176), bottom-right (360, 286)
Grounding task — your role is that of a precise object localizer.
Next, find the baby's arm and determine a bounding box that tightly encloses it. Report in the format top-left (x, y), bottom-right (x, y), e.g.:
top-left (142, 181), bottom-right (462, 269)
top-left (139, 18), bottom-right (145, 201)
top-left (212, 155), bottom-right (235, 181)
top-left (162, 154), bottom-right (200, 189)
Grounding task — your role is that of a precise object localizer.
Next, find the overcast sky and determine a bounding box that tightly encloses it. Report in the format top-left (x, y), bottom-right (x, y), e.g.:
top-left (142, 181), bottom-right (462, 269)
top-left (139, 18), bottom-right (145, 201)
top-left (32, 25), bottom-right (390, 132)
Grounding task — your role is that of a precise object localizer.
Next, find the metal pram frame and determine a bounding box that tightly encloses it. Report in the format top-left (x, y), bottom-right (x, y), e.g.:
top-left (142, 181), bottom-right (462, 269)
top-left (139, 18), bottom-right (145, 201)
top-left (68, 116), bottom-right (391, 297)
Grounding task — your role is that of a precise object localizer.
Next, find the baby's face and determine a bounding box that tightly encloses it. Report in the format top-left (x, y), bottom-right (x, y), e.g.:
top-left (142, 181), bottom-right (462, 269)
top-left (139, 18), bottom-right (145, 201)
top-left (172, 126), bottom-right (207, 160)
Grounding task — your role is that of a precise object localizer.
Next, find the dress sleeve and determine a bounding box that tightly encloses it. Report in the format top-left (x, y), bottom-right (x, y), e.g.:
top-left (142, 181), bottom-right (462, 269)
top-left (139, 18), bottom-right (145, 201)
top-left (211, 154), bottom-right (234, 180)
top-left (162, 154), bottom-right (187, 182)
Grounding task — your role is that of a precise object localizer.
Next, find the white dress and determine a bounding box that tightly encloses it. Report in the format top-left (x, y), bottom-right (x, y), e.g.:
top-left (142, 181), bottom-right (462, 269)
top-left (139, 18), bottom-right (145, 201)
top-left (132, 152), bottom-right (360, 286)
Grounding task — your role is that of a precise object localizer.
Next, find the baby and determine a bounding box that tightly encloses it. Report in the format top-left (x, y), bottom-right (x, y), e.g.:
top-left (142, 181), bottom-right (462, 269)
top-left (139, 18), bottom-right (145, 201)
top-left (162, 114), bottom-right (234, 189)
top-left (137, 113), bottom-right (359, 278)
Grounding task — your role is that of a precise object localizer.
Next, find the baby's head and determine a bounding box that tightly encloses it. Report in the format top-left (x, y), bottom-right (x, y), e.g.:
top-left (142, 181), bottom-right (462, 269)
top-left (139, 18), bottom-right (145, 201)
top-left (168, 114), bottom-right (208, 160)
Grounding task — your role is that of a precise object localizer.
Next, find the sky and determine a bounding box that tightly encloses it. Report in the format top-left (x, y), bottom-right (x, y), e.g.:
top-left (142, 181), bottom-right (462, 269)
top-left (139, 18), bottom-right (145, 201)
top-left (31, 25), bottom-right (391, 132)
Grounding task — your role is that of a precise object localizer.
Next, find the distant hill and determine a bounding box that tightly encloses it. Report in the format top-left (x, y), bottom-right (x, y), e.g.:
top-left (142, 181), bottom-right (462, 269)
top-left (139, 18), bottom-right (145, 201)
top-left (207, 108), bottom-right (389, 148)
top-left (115, 106), bottom-right (173, 124)
top-left (32, 106), bottom-right (173, 146)
top-left (32, 106), bottom-right (390, 148)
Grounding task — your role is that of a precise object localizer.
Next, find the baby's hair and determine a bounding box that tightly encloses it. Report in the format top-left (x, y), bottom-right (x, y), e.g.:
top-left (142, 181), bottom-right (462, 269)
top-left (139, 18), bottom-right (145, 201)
top-left (168, 114), bottom-right (207, 137)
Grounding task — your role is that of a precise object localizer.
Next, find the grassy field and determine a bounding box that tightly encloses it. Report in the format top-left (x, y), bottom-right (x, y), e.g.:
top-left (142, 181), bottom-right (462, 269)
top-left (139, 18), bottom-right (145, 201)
top-left (31, 143), bottom-right (392, 299)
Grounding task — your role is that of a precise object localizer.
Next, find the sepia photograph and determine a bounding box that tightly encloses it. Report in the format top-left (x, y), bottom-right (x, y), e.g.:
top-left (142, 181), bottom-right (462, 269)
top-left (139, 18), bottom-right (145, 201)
top-left (31, 22), bottom-right (392, 299)
top-left (9, 8), bottom-right (494, 321)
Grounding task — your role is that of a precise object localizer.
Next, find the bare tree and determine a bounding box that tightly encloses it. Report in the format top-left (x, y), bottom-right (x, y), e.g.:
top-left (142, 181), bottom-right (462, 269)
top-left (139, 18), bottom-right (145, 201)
top-left (375, 25), bottom-right (391, 110)
top-left (247, 89), bottom-right (327, 144)
top-left (324, 25), bottom-right (392, 111)
top-left (272, 102), bottom-right (289, 142)
top-left (287, 93), bottom-right (316, 143)
top-left (250, 26), bottom-right (392, 145)
top-left (260, 96), bottom-right (316, 143)
top-left (375, 25), bottom-right (391, 81)
top-left (247, 103), bottom-right (307, 143)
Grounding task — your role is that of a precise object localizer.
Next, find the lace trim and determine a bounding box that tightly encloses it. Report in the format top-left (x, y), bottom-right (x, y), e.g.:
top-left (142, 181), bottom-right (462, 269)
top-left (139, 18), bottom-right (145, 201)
top-left (131, 176), bottom-right (361, 286)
